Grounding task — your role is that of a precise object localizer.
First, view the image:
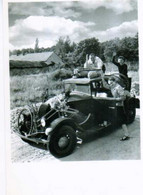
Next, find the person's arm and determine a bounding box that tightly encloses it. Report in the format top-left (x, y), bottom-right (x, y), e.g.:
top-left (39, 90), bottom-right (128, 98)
top-left (84, 62), bottom-right (88, 68)
top-left (116, 85), bottom-right (126, 100)
top-left (124, 64), bottom-right (128, 76)
top-left (84, 54), bottom-right (89, 68)
top-left (112, 55), bottom-right (119, 67)
top-left (101, 73), bottom-right (110, 90)
top-left (95, 56), bottom-right (103, 69)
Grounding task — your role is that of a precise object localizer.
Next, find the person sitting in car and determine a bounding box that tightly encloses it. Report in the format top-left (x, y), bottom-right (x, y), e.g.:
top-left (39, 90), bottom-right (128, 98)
top-left (73, 53), bottom-right (105, 78)
top-left (101, 74), bottom-right (130, 141)
top-left (84, 53), bottom-right (105, 78)
top-left (84, 53), bottom-right (103, 69)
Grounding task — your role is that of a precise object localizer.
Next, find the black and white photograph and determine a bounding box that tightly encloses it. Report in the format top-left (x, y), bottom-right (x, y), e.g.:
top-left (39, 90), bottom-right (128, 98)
top-left (9, 0), bottom-right (140, 162)
top-left (1, 0), bottom-right (143, 195)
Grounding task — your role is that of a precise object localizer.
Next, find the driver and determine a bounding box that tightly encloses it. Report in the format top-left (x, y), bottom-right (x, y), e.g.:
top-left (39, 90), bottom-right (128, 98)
top-left (101, 74), bottom-right (130, 141)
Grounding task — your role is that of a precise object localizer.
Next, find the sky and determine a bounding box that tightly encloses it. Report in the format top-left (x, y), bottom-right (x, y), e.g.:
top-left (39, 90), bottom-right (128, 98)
top-left (8, 0), bottom-right (138, 51)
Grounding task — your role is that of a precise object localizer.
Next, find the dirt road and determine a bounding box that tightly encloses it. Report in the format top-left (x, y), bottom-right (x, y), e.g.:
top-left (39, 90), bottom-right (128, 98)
top-left (11, 109), bottom-right (140, 162)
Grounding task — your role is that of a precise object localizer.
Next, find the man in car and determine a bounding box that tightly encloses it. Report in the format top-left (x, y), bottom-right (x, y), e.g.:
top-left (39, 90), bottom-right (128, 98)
top-left (101, 74), bottom-right (130, 141)
top-left (83, 53), bottom-right (105, 78)
top-left (73, 53), bottom-right (105, 79)
top-left (84, 53), bottom-right (103, 69)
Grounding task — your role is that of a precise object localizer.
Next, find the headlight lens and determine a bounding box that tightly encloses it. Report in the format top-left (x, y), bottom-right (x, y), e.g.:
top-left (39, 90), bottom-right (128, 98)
top-left (45, 127), bottom-right (52, 135)
top-left (41, 117), bottom-right (46, 127)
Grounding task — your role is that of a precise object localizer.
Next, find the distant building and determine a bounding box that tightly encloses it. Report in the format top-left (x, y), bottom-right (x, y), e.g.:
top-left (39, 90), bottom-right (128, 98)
top-left (10, 52), bottom-right (64, 75)
top-left (10, 51), bottom-right (64, 66)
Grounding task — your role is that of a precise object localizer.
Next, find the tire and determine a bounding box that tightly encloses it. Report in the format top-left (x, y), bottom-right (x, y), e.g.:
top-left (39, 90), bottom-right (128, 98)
top-left (126, 107), bottom-right (136, 124)
top-left (49, 125), bottom-right (77, 158)
top-left (124, 98), bottom-right (136, 124)
top-left (18, 108), bottom-right (33, 136)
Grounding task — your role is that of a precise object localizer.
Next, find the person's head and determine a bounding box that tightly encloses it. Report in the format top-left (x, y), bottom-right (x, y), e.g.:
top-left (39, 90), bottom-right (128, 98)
top-left (117, 56), bottom-right (125, 65)
top-left (108, 76), bottom-right (116, 86)
top-left (89, 53), bottom-right (95, 62)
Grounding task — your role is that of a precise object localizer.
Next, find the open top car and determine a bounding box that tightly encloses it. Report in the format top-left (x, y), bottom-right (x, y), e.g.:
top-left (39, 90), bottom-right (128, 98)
top-left (15, 71), bottom-right (140, 158)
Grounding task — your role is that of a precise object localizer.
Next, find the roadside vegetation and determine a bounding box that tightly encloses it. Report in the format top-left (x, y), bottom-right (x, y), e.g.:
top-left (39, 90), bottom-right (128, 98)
top-left (10, 34), bottom-right (139, 109)
top-left (10, 67), bottom-right (73, 109)
top-left (10, 68), bottom-right (139, 109)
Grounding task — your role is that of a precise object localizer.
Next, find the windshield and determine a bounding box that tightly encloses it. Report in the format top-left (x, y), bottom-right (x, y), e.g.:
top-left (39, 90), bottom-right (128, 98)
top-left (64, 83), bottom-right (91, 95)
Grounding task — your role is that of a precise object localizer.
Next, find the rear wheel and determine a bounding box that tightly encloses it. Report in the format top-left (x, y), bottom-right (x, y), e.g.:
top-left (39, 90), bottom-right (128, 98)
top-left (124, 98), bottom-right (136, 124)
top-left (49, 125), bottom-right (77, 158)
top-left (126, 107), bottom-right (136, 124)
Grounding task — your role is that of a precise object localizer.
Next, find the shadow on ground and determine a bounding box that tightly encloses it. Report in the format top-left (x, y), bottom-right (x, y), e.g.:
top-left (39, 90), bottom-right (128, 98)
top-left (23, 124), bottom-right (120, 156)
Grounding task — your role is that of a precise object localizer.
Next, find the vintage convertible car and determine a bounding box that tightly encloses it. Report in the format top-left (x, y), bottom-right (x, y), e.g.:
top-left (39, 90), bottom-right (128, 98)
top-left (15, 72), bottom-right (139, 158)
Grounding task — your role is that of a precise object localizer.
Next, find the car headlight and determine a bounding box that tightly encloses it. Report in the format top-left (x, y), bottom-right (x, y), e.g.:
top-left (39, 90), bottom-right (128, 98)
top-left (41, 117), bottom-right (46, 127)
top-left (45, 127), bottom-right (52, 135)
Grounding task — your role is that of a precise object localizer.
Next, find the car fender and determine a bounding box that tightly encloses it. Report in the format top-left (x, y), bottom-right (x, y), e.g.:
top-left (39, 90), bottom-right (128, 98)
top-left (124, 97), bottom-right (140, 109)
top-left (134, 97), bottom-right (140, 108)
top-left (49, 117), bottom-right (79, 135)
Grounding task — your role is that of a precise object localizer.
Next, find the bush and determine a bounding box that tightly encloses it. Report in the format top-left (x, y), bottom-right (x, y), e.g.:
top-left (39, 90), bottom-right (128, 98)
top-left (51, 68), bottom-right (72, 81)
top-left (128, 61), bottom-right (139, 71)
top-left (10, 71), bottom-right (68, 109)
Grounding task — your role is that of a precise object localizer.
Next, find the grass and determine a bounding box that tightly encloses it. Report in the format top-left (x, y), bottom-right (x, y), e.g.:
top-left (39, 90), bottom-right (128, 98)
top-left (10, 73), bottom-right (63, 109)
top-left (10, 63), bottom-right (139, 109)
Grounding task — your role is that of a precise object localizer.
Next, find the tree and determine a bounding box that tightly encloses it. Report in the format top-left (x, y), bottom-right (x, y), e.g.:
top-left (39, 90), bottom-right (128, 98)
top-left (64, 36), bottom-right (71, 53)
top-left (101, 38), bottom-right (120, 62)
top-left (70, 42), bottom-right (77, 52)
top-left (118, 35), bottom-right (138, 61)
top-left (54, 36), bottom-right (75, 61)
top-left (55, 37), bottom-right (66, 60)
top-left (73, 38), bottom-right (101, 65)
top-left (16, 49), bottom-right (21, 56)
top-left (34, 38), bottom-right (39, 53)
top-left (101, 34), bottom-right (138, 62)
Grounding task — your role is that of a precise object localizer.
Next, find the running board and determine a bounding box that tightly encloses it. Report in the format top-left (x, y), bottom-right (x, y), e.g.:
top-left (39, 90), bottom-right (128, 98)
top-left (14, 131), bottom-right (48, 145)
top-left (84, 122), bottom-right (111, 132)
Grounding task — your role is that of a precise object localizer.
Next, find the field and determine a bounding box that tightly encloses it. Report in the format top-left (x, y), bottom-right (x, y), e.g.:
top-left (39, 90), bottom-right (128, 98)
top-left (10, 73), bottom-right (61, 109)
top-left (10, 63), bottom-right (139, 109)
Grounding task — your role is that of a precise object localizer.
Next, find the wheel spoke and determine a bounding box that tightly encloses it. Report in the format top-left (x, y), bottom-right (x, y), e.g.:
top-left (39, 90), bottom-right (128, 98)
top-left (18, 108), bottom-right (33, 135)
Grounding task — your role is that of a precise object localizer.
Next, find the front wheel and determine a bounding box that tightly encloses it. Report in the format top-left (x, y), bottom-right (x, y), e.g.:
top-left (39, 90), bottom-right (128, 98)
top-left (18, 108), bottom-right (33, 136)
top-left (49, 125), bottom-right (77, 158)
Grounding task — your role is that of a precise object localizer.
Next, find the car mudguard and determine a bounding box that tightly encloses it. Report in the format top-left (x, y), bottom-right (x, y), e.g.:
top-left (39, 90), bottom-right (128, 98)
top-left (49, 117), bottom-right (80, 135)
top-left (125, 97), bottom-right (140, 109)
top-left (134, 98), bottom-right (140, 108)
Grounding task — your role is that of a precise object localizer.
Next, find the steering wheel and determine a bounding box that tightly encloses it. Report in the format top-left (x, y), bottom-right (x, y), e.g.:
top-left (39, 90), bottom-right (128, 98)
top-left (109, 73), bottom-right (129, 89)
